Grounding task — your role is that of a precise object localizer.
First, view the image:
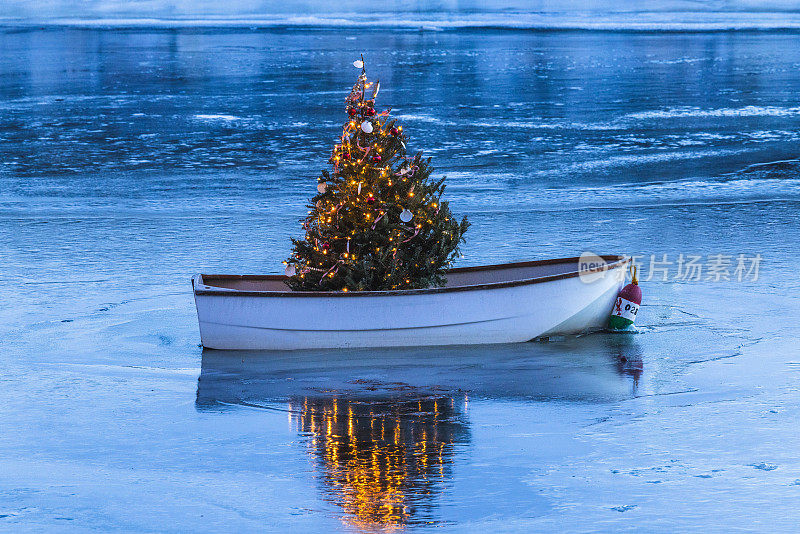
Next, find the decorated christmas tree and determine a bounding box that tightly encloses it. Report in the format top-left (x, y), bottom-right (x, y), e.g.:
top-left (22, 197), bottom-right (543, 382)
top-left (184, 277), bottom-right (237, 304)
top-left (285, 57), bottom-right (469, 292)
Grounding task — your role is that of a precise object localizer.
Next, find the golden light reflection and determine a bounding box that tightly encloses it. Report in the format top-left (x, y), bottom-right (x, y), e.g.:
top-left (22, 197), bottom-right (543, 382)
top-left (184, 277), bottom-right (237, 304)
top-left (292, 395), bottom-right (468, 531)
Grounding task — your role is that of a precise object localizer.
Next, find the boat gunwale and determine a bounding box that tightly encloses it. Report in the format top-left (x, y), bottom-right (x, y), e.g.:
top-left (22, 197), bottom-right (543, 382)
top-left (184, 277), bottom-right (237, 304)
top-left (193, 255), bottom-right (629, 298)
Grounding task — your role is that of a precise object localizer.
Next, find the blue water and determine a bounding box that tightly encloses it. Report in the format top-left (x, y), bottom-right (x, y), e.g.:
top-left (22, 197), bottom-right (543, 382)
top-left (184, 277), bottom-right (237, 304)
top-left (2, 28), bottom-right (800, 532)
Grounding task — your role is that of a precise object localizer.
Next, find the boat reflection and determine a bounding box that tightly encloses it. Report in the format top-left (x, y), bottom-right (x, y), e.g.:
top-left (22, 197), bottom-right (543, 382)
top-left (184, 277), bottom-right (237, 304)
top-left (290, 393), bottom-right (467, 530)
top-left (196, 335), bottom-right (643, 530)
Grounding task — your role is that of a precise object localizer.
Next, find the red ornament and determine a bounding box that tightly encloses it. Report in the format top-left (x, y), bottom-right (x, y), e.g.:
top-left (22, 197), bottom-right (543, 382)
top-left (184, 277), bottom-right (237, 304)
top-left (390, 127), bottom-right (399, 136)
top-left (365, 108), bottom-right (376, 116)
top-left (342, 152), bottom-right (351, 161)
top-left (366, 194), bottom-right (376, 204)
top-left (372, 155), bottom-right (382, 163)
top-left (322, 242), bottom-right (331, 250)
top-left (348, 108), bottom-right (357, 116)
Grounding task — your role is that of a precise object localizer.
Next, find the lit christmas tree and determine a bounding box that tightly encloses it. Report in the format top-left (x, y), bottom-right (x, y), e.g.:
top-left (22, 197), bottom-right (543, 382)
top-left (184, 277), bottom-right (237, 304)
top-left (285, 57), bottom-right (469, 292)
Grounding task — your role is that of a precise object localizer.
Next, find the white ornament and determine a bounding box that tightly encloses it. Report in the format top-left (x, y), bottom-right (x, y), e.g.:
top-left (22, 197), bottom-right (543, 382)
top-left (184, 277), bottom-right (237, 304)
top-left (285, 264), bottom-right (296, 277)
top-left (400, 209), bottom-right (413, 223)
top-left (353, 60), bottom-right (364, 69)
top-left (360, 121), bottom-right (373, 133)
top-left (357, 182), bottom-right (362, 194)
top-left (317, 182), bottom-right (327, 193)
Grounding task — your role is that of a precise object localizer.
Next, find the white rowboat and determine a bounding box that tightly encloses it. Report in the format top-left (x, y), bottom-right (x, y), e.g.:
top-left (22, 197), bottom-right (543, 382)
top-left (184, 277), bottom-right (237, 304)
top-left (192, 255), bottom-right (629, 350)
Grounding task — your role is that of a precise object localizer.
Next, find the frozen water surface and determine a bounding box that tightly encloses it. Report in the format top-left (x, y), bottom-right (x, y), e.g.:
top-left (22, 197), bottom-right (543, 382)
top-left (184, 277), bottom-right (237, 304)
top-left (1, 27), bottom-right (800, 532)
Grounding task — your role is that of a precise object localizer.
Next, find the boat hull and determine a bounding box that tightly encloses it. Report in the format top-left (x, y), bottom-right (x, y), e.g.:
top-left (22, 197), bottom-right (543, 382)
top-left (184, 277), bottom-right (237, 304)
top-left (193, 256), bottom-right (628, 350)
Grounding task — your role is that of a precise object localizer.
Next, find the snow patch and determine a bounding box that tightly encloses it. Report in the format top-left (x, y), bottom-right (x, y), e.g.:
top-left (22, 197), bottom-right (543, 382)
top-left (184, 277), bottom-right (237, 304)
top-left (7, 11), bottom-right (800, 31)
top-left (193, 114), bottom-right (242, 122)
top-left (624, 106), bottom-right (800, 120)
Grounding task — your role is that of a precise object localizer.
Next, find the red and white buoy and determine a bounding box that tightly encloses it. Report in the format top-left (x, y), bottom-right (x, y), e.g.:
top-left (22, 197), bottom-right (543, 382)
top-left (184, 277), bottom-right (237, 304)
top-left (609, 266), bottom-right (641, 330)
